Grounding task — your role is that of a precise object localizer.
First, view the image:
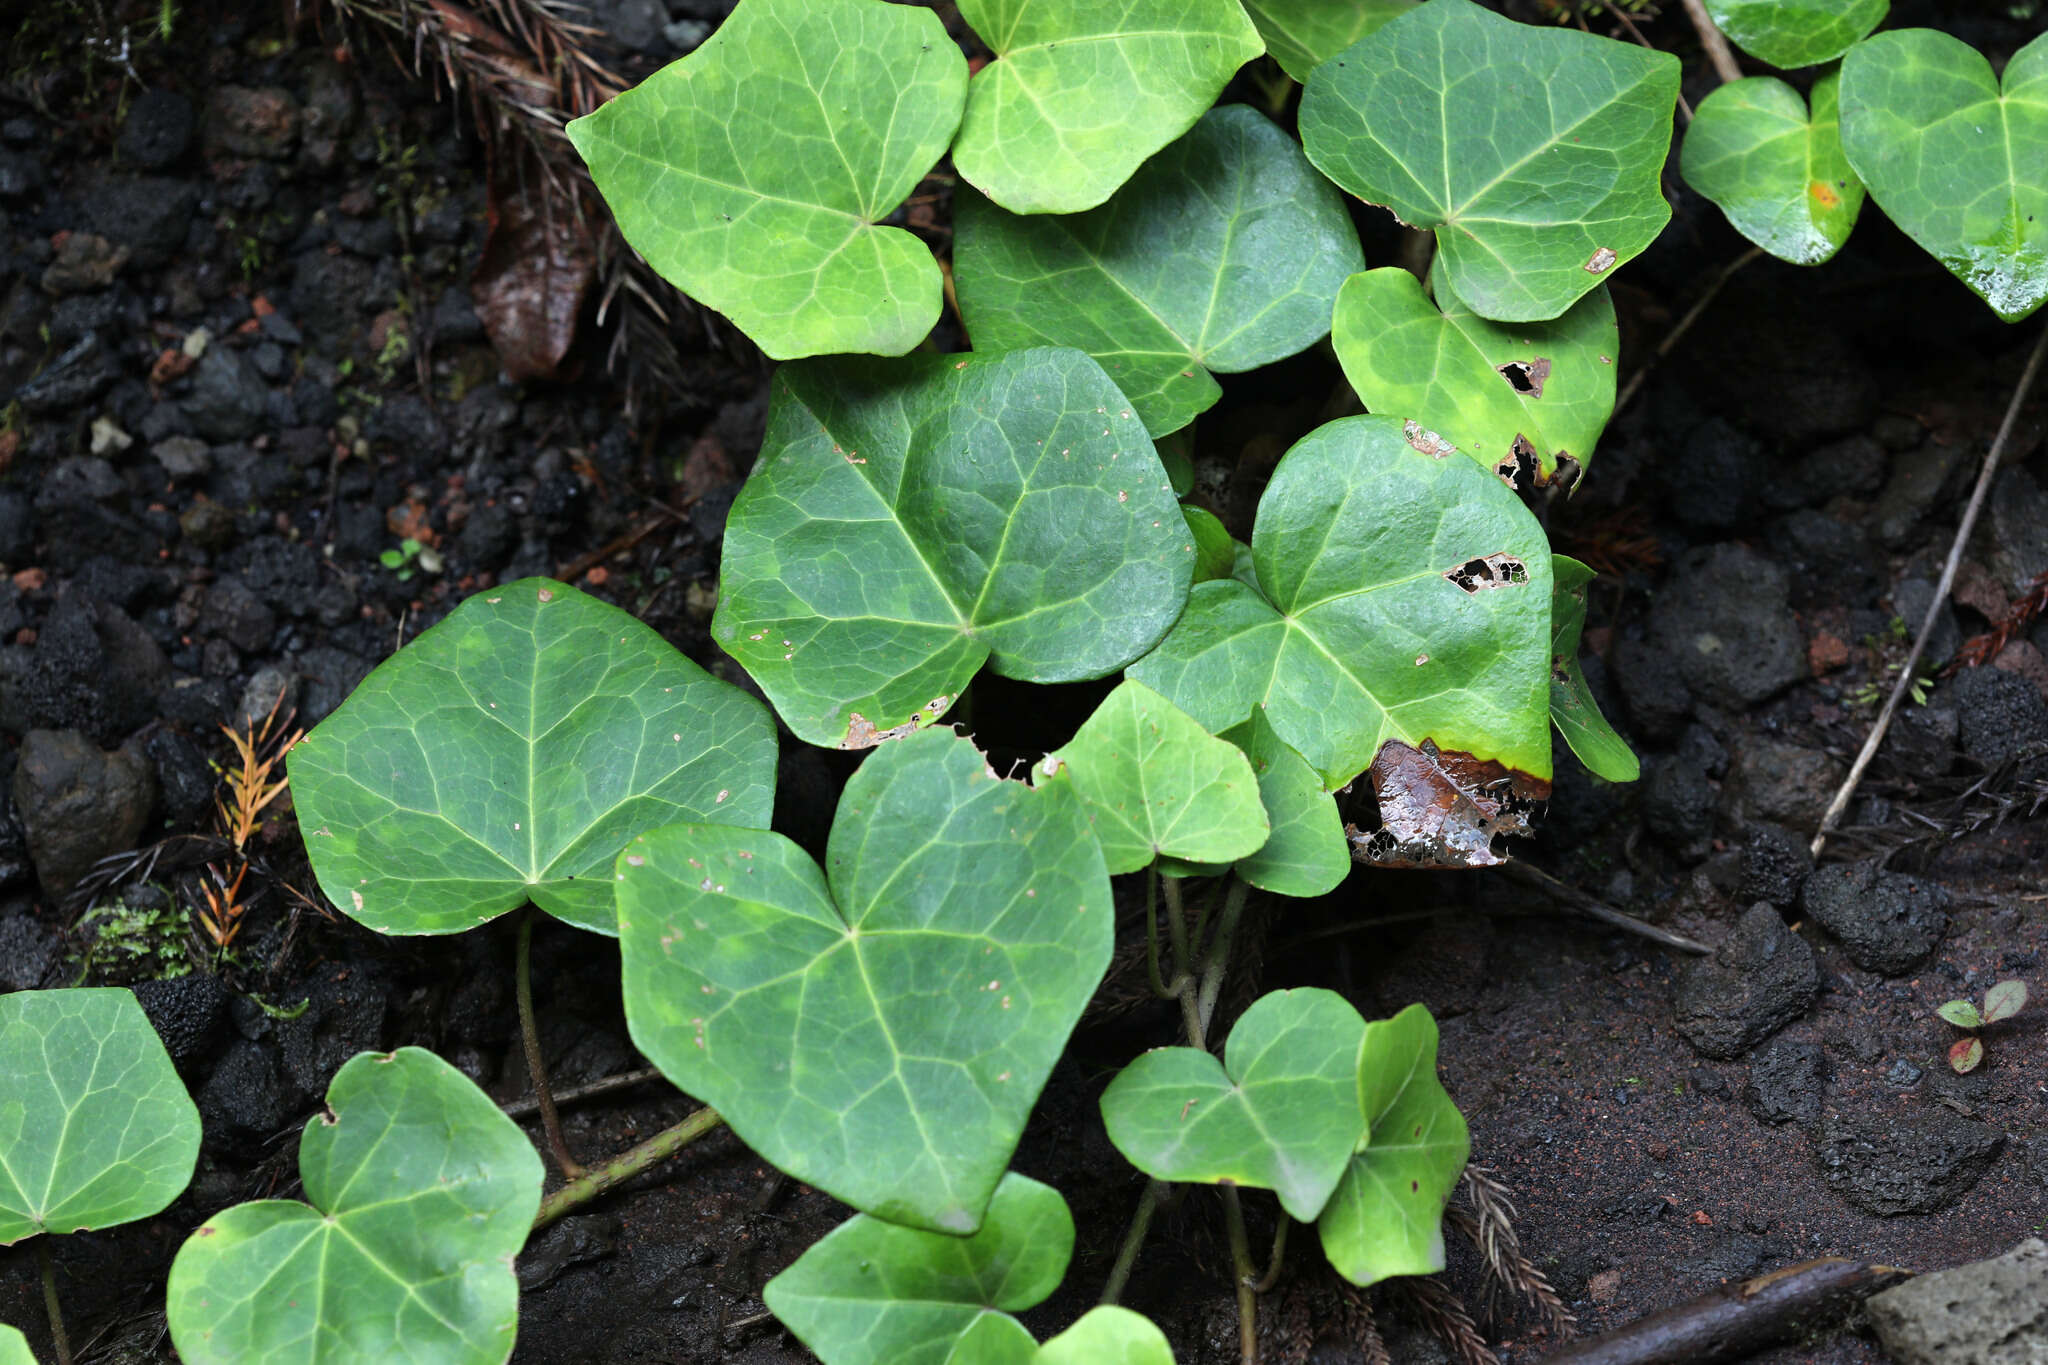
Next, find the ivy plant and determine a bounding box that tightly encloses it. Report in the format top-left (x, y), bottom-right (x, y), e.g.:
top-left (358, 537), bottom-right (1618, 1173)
top-left (1680, 72), bottom-right (1863, 267)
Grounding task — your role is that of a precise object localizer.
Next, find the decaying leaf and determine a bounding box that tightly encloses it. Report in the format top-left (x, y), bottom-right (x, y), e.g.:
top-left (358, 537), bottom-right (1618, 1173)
top-left (472, 171), bottom-right (597, 382)
top-left (1349, 738), bottom-right (1550, 868)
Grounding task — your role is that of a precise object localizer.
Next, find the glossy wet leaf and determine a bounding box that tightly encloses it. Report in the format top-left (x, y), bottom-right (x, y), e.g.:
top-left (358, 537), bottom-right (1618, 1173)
top-left (0, 1325), bottom-right (29, 1365)
top-left (763, 1171), bottom-right (1069, 1365)
top-left (1240, 0), bottom-right (1415, 82)
top-left (0, 988), bottom-right (200, 1243)
top-left (1318, 1003), bottom-right (1470, 1287)
top-left (1840, 30), bottom-right (2048, 321)
top-left (1127, 414), bottom-right (1553, 792)
top-left (290, 578), bottom-right (775, 937)
top-left (1332, 264), bottom-right (1617, 487)
top-left (1704, 0), bottom-right (1886, 69)
top-left (1681, 74), bottom-right (1863, 266)
top-left (1184, 507), bottom-right (1235, 584)
top-left (1036, 681), bottom-right (1267, 874)
top-left (166, 1048), bottom-right (543, 1365)
top-left (1983, 980), bottom-right (2028, 1023)
top-left (617, 727), bottom-right (1112, 1233)
top-left (954, 105), bottom-right (1362, 436)
top-left (1037, 1307), bottom-right (1176, 1363)
top-left (1300, 0), bottom-right (1679, 322)
top-left (1227, 712), bottom-right (1348, 897)
top-left (565, 0), bottom-right (965, 357)
top-left (952, 0), bottom-right (1263, 215)
top-left (1936, 999), bottom-right (1982, 1029)
top-left (712, 349), bottom-right (1192, 750)
top-left (1549, 557), bottom-right (1638, 782)
top-left (1949, 1036), bottom-right (1984, 1073)
top-left (1103, 989), bottom-right (1367, 1219)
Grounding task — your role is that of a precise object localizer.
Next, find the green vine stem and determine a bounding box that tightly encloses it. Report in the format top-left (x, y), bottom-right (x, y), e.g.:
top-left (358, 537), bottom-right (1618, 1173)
top-left (532, 1105), bottom-right (726, 1231)
top-left (1144, 868), bottom-right (1180, 1000)
top-left (1161, 875), bottom-right (1203, 1044)
top-left (1194, 876), bottom-right (1251, 1045)
top-left (1098, 1177), bottom-right (1167, 1307)
top-left (38, 1240), bottom-right (72, 1365)
top-left (516, 906), bottom-right (584, 1179)
top-left (1253, 1215), bottom-right (1289, 1294)
top-left (1221, 1185), bottom-right (1259, 1365)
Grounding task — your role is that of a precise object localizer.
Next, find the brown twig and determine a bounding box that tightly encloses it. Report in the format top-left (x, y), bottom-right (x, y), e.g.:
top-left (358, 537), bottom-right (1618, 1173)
top-left (1949, 564), bottom-right (2048, 674)
top-left (1678, 0), bottom-right (1743, 84)
top-left (1812, 320), bottom-right (2048, 857)
top-left (1498, 861), bottom-right (1711, 955)
top-left (500, 1065), bottom-right (663, 1119)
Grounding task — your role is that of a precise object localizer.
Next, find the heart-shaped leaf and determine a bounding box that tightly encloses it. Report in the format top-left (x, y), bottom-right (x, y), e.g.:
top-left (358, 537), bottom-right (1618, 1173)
top-left (1102, 989), bottom-right (1368, 1220)
top-left (1332, 264), bottom-right (1618, 488)
top-left (1038, 1307), bottom-right (1176, 1363)
top-left (763, 1171), bottom-right (1070, 1365)
top-left (0, 1324), bottom-right (30, 1365)
top-left (1127, 414), bottom-right (1553, 793)
top-left (1240, 0), bottom-right (1416, 83)
top-left (1681, 73), bottom-right (1864, 267)
top-left (951, 0), bottom-right (1263, 214)
top-left (566, 0), bottom-right (966, 358)
top-left (1840, 30), bottom-right (2048, 321)
top-left (1300, 0), bottom-right (1679, 322)
top-left (166, 1048), bottom-right (543, 1365)
top-left (954, 105), bottom-right (1363, 436)
top-left (1036, 680), bottom-right (1268, 874)
top-left (291, 578), bottom-right (776, 937)
top-left (1227, 711), bottom-right (1349, 897)
top-left (1317, 1003), bottom-right (1469, 1287)
top-left (0, 988), bottom-right (200, 1243)
top-left (1936, 999), bottom-right (1983, 1029)
top-left (1704, 0), bottom-right (1886, 69)
top-left (712, 349), bottom-right (1193, 750)
top-left (617, 727), bottom-right (1112, 1233)
top-left (1983, 979), bottom-right (2028, 1024)
top-left (1549, 557), bottom-right (1638, 782)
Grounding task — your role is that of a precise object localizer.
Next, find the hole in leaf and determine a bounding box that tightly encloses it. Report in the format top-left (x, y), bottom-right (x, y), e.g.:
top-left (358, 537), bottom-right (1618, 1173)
top-left (1444, 552), bottom-right (1529, 593)
top-left (1403, 419), bottom-right (1458, 458)
top-left (1497, 358), bottom-right (1550, 397)
top-left (1496, 436), bottom-right (1539, 489)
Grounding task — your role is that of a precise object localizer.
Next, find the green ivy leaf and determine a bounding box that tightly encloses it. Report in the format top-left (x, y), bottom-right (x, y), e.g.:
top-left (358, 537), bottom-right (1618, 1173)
top-left (1037, 680), bottom-right (1268, 874)
top-left (566, 0), bottom-right (966, 358)
top-left (1239, 0), bottom-right (1415, 83)
top-left (1226, 711), bottom-right (1350, 897)
top-left (1840, 29), bottom-right (2048, 321)
top-left (1037, 1307), bottom-right (1176, 1363)
top-left (1549, 557), bottom-right (1639, 782)
top-left (290, 578), bottom-right (775, 937)
top-left (1184, 507), bottom-right (1235, 584)
top-left (1102, 989), bottom-right (1368, 1220)
top-left (955, 105), bottom-right (1362, 436)
top-left (0, 1324), bottom-right (30, 1365)
top-left (1127, 414), bottom-right (1553, 792)
top-left (0, 988), bottom-right (200, 1243)
top-left (952, 0), bottom-right (1263, 214)
top-left (1704, 0), bottom-right (1885, 69)
top-left (617, 728), bottom-right (1112, 1233)
top-left (712, 349), bottom-right (1193, 750)
top-left (1983, 980), bottom-right (2028, 1024)
top-left (1300, 0), bottom-right (1679, 322)
top-left (1936, 999), bottom-right (1983, 1029)
top-left (166, 1048), bottom-right (543, 1365)
top-left (1681, 74), bottom-right (1864, 266)
top-left (1331, 264), bottom-right (1617, 487)
top-left (763, 1171), bottom-right (1069, 1365)
top-left (1317, 1004), bottom-right (1470, 1287)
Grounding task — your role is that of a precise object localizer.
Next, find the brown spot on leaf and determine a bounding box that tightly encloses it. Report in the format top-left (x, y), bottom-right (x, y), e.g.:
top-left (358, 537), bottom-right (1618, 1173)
top-left (1444, 552), bottom-right (1529, 592)
top-left (838, 696), bottom-right (953, 750)
top-left (1495, 436), bottom-right (1539, 489)
top-left (1349, 738), bottom-right (1549, 868)
top-left (1585, 247), bottom-right (1618, 274)
top-left (1808, 179), bottom-right (1842, 210)
top-left (1497, 357), bottom-right (1550, 397)
top-left (1403, 420), bottom-right (1458, 458)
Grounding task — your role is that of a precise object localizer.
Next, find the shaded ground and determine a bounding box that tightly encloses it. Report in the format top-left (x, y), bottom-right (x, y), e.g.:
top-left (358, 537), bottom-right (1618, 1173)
top-left (2, 2), bottom-right (2047, 1363)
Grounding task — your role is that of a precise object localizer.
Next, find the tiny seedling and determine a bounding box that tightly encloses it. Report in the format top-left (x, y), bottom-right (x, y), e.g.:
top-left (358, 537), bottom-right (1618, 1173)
top-left (1937, 979), bottom-right (2028, 1073)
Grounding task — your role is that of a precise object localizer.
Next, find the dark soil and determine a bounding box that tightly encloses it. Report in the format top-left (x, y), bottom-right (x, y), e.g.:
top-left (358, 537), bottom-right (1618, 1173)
top-left (3, 2), bottom-right (2047, 1363)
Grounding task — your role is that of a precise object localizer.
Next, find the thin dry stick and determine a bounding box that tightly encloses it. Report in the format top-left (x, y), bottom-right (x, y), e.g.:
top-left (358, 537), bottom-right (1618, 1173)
top-left (1500, 861), bottom-right (1710, 955)
top-left (501, 1065), bottom-right (663, 1120)
top-left (1679, 0), bottom-right (1743, 83)
top-left (1812, 320), bottom-right (2048, 857)
top-left (1614, 246), bottom-right (1765, 416)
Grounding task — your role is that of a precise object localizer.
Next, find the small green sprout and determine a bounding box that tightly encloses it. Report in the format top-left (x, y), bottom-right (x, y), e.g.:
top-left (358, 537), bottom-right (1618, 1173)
top-left (1937, 979), bottom-right (2027, 1073)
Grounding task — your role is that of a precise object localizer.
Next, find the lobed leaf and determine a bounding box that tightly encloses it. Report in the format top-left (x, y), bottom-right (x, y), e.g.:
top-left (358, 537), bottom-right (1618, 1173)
top-left (1839, 29), bottom-right (2048, 321)
top-left (566, 0), bottom-right (966, 357)
top-left (1332, 264), bottom-right (1617, 487)
top-left (951, 0), bottom-right (1263, 214)
top-left (712, 349), bottom-right (1193, 750)
top-left (1127, 414), bottom-right (1554, 795)
top-left (955, 105), bottom-right (1362, 436)
top-left (1704, 0), bottom-right (1886, 70)
top-left (0, 988), bottom-right (200, 1244)
top-left (1549, 557), bottom-right (1639, 782)
top-left (166, 1048), bottom-right (543, 1365)
top-left (1240, 0), bottom-right (1416, 83)
top-left (617, 727), bottom-right (1113, 1233)
top-left (1101, 988), bottom-right (1368, 1220)
top-left (1317, 1004), bottom-right (1469, 1287)
top-left (1226, 711), bottom-right (1350, 897)
top-left (1300, 0), bottom-right (1679, 322)
top-left (290, 578), bottom-right (775, 937)
top-left (1680, 73), bottom-right (1864, 267)
top-left (763, 1171), bottom-right (1069, 1365)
